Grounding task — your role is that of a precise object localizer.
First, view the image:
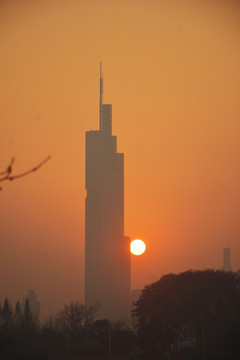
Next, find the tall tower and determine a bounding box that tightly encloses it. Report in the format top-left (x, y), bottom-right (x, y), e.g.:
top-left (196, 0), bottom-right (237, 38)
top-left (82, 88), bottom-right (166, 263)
top-left (222, 248), bottom-right (232, 272)
top-left (85, 64), bottom-right (131, 320)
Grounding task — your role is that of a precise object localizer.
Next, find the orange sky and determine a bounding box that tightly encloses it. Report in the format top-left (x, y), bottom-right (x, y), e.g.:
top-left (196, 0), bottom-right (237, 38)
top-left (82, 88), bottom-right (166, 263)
top-left (1, 0), bottom-right (240, 320)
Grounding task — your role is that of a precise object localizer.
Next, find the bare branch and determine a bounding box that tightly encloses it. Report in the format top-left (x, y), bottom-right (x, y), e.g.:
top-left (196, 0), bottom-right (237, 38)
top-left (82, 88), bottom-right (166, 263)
top-left (0, 157), bottom-right (15, 176)
top-left (0, 155), bottom-right (51, 190)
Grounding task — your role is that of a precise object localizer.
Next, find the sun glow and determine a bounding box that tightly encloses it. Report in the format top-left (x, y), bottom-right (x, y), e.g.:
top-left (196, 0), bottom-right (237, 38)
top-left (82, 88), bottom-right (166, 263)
top-left (130, 239), bottom-right (146, 256)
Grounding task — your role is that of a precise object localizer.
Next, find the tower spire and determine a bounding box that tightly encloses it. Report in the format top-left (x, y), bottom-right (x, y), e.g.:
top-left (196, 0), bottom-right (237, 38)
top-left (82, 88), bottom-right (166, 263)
top-left (99, 61), bottom-right (103, 130)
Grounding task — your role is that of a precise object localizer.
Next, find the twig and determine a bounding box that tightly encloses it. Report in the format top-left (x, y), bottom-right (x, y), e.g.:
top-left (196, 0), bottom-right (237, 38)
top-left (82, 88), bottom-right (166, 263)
top-left (0, 157), bottom-right (15, 176)
top-left (0, 156), bottom-right (51, 190)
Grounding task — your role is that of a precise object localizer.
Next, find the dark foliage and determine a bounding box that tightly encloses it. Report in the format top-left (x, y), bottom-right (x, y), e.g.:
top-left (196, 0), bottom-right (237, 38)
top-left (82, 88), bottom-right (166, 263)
top-left (133, 270), bottom-right (240, 359)
top-left (0, 299), bottom-right (134, 359)
top-left (2, 271), bottom-right (240, 359)
top-left (0, 297), bottom-right (40, 360)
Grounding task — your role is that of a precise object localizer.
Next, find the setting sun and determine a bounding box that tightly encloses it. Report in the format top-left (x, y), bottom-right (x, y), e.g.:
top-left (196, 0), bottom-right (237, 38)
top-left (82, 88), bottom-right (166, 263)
top-left (130, 239), bottom-right (146, 256)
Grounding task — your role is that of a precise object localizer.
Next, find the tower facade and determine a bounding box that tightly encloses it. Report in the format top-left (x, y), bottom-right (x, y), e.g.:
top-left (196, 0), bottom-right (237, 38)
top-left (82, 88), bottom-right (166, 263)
top-left (85, 64), bottom-right (131, 320)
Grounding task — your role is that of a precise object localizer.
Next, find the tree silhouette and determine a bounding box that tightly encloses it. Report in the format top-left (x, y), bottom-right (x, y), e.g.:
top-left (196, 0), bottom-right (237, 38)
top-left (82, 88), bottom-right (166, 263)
top-left (56, 302), bottom-right (97, 333)
top-left (14, 301), bottom-right (22, 329)
top-left (55, 302), bottom-right (98, 354)
top-left (2, 298), bottom-right (12, 328)
top-left (133, 270), bottom-right (240, 359)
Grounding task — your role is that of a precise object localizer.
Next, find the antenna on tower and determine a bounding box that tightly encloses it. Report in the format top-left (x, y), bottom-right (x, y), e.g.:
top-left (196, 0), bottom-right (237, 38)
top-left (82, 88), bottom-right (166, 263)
top-left (99, 62), bottom-right (103, 130)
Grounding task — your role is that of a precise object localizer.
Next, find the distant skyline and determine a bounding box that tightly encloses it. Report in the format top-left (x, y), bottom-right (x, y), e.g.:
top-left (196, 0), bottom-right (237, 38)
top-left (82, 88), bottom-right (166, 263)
top-left (1, 0), bottom-right (240, 320)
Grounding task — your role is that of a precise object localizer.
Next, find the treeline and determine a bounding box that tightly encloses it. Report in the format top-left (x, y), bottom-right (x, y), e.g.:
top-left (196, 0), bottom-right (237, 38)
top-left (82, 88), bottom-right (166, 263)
top-left (0, 299), bottom-right (134, 360)
top-left (1, 270), bottom-right (240, 359)
top-left (0, 298), bottom-right (39, 359)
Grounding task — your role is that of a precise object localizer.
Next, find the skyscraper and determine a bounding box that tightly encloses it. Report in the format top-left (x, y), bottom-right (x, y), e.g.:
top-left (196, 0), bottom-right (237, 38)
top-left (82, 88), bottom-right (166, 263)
top-left (222, 247), bottom-right (232, 272)
top-left (85, 64), bottom-right (131, 320)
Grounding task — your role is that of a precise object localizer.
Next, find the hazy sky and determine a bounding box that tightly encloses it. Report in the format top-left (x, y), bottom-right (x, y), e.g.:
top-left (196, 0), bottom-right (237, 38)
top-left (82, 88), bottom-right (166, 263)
top-left (1, 0), bottom-right (240, 320)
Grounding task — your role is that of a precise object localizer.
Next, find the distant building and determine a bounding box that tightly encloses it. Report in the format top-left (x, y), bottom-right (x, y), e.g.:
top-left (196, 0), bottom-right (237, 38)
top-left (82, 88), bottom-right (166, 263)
top-left (222, 248), bottom-right (232, 272)
top-left (22, 289), bottom-right (40, 322)
top-left (85, 64), bottom-right (131, 321)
